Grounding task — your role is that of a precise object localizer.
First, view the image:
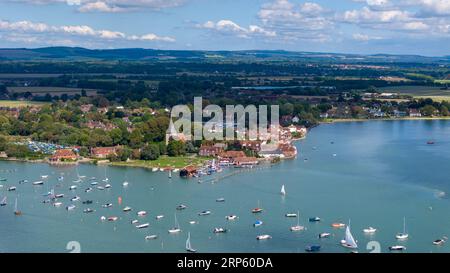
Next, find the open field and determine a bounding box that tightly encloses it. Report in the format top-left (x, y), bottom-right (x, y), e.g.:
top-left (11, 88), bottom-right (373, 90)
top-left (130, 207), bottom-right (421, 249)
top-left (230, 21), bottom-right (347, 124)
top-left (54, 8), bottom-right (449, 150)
top-left (0, 100), bottom-right (49, 107)
top-left (378, 85), bottom-right (450, 101)
top-left (110, 156), bottom-right (209, 169)
top-left (7, 86), bottom-right (98, 96)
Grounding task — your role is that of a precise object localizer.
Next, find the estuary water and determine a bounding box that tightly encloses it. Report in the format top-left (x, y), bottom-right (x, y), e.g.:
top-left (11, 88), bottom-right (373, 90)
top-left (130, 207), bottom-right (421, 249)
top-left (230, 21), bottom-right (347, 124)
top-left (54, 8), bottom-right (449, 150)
top-left (1, 120), bottom-right (450, 253)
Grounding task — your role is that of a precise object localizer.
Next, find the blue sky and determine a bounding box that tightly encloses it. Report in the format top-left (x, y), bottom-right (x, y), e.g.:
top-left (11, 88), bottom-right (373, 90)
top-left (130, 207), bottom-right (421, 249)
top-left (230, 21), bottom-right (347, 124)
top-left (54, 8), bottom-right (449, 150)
top-left (0, 0), bottom-right (449, 55)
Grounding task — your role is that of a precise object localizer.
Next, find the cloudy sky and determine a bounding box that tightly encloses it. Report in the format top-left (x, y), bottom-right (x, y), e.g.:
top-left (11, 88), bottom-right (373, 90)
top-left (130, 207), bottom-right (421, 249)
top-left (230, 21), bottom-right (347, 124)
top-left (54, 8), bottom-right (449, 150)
top-left (0, 0), bottom-right (449, 55)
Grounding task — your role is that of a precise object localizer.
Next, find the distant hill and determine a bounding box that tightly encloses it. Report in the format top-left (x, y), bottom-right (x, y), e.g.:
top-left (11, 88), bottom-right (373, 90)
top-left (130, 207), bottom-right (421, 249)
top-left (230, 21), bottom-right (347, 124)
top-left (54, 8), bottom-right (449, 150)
top-left (0, 47), bottom-right (449, 63)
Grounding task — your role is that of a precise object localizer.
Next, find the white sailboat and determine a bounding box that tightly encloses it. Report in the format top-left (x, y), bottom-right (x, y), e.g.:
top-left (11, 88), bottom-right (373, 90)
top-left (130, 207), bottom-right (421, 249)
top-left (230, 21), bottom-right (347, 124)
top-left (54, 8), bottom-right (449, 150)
top-left (290, 210), bottom-right (305, 231)
top-left (102, 168), bottom-right (109, 182)
top-left (185, 232), bottom-right (196, 252)
top-left (281, 185), bottom-right (286, 196)
top-left (14, 197), bottom-right (22, 216)
top-left (396, 217), bottom-right (409, 240)
top-left (340, 221), bottom-right (358, 249)
top-left (1, 196), bottom-right (7, 206)
top-left (168, 213), bottom-right (181, 233)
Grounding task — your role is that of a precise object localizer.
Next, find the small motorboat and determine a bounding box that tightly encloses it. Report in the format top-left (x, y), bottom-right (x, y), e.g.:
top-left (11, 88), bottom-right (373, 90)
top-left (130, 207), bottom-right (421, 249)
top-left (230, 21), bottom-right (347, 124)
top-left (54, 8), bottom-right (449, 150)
top-left (285, 213), bottom-right (297, 218)
top-left (57, 176), bottom-right (64, 181)
top-left (433, 237), bottom-right (446, 246)
top-left (137, 210), bottom-right (147, 216)
top-left (104, 184), bottom-right (111, 189)
top-left (131, 219), bottom-right (139, 224)
top-left (145, 235), bottom-right (158, 240)
top-left (69, 185), bottom-right (77, 190)
top-left (198, 210), bottom-right (211, 216)
top-left (332, 223), bottom-right (346, 228)
top-left (53, 202), bottom-right (63, 207)
top-left (136, 223), bottom-right (150, 229)
top-left (152, 168), bottom-right (158, 172)
top-left (123, 206), bottom-right (132, 212)
top-left (216, 198), bottom-right (225, 202)
top-left (0, 178), bottom-right (6, 182)
top-left (85, 187), bottom-right (93, 193)
top-left (55, 193), bottom-right (64, 198)
top-left (8, 186), bottom-right (16, 191)
top-left (389, 245), bottom-right (406, 251)
top-left (305, 245), bottom-right (321, 252)
top-left (156, 215), bottom-right (164, 220)
top-left (427, 141), bottom-right (435, 145)
top-left (83, 208), bottom-right (95, 213)
top-left (100, 216), bottom-right (106, 221)
top-left (363, 227), bottom-right (377, 234)
top-left (97, 186), bottom-right (105, 190)
top-left (213, 227), bottom-right (228, 234)
top-left (226, 215), bottom-right (238, 221)
top-left (102, 203), bottom-right (113, 208)
top-left (309, 217), bottom-right (321, 222)
top-left (1, 196), bottom-right (7, 206)
top-left (189, 221), bottom-right (198, 225)
top-left (253, 220), bottom-right (263, 227)
top-left (122, 181), bottom-right (129, 187)
top-left (82, 200), bottom-right (93, 205)
top-left (70, 196), bottom-right (80, 202)
top-left (18, 179), bottom-right (28, 184)
top-left (168, 227), bottom-right (182, 233)
top-left (319, 233), bottom-right (331, 239)
top-left (252, 208), bottom-right (263, 213)
top-left (66, 204), bottom-right (76, 211)
top-left (90, 181), bottom-right (98, 186)
top-left (32, 181), bottom-right (44, 185)
top-left (176, 204), bottom-right (187, 210)
top-left (256, 234), bottom-right (272, 240)
top-left (41, 175), bottom-right (49, 179)
top-left (108, 216), bottom-right (118, 222)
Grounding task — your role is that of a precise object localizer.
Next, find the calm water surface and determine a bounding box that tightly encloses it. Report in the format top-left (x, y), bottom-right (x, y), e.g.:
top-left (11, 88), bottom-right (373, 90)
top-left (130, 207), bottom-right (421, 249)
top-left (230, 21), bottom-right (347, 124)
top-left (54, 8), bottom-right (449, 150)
top-left (1, 120), bottom-right (450, 253)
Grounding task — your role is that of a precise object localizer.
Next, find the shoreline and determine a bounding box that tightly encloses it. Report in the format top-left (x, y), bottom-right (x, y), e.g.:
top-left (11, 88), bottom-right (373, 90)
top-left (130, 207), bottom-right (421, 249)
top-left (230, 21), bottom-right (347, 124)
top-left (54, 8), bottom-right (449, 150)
top-left (321, 117), bottom-right (450, 124)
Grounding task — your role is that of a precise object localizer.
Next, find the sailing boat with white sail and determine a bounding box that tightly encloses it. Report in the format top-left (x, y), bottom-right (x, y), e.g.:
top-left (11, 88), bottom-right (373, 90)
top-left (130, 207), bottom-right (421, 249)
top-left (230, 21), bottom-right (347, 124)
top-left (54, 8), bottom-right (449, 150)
top-left (340, 221), bottom-right (357, 249)
top-left (281, 185), bottom-right (286, 196)
top-left (396, 217), bottom-right (409, 240)
top-left (168, 213), bottom-right (182, 233)
top-left (290, 210), bottom-right (305, 231)
top-left (14, 197), bottom-right (22, 216)
top-left (185, 232), bottom-right (196, 253)
top-left (102, 167), bottom-right (109, 182)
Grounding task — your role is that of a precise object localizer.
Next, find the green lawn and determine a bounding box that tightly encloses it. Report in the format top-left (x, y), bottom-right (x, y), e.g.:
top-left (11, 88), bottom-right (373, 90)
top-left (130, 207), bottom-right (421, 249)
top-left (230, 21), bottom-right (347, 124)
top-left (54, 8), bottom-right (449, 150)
top-left (0, 100), bottom-right (49, 107)
top-left (110, 155), bottom-right (210, 169)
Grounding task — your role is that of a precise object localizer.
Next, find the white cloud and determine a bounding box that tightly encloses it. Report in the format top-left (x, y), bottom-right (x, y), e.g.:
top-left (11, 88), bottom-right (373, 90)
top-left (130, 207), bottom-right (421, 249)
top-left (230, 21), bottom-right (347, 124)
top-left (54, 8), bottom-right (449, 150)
top-left (0, 19), bottom-right (175, 45)
top-left (198, 20), bottom-right (275, 38)
top-left (9, 0), bottom-right (186, 12)
top-left (352, 33), bottom-right (383, 41)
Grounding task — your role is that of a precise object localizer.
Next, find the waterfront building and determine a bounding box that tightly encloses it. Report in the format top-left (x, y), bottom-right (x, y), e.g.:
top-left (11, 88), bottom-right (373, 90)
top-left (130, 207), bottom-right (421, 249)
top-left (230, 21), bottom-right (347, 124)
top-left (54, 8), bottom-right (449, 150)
top-left (91, 146), bottom-right (120, 158)
top-left (50, 149), bottom-right (77, 162)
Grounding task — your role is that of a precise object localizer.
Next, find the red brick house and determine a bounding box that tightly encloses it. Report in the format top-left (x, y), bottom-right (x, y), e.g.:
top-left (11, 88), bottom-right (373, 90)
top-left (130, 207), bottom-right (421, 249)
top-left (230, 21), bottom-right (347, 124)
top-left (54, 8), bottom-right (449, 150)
top-left (91, 146), bottom-right (119, 158)
top-left (50, 149), bottom-right (77, 162)
top-left (199, 145), bottom-right (224, 157)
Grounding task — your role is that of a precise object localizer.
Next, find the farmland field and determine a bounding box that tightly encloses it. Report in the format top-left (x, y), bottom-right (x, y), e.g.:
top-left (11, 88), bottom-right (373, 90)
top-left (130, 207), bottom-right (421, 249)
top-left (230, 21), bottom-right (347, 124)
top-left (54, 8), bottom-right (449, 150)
top-left (378, 85), bottom-right (450, 101)
top-left (7, 86), bottom-right (98, 96)
top-left (0, 100), bottom-right (49, 107)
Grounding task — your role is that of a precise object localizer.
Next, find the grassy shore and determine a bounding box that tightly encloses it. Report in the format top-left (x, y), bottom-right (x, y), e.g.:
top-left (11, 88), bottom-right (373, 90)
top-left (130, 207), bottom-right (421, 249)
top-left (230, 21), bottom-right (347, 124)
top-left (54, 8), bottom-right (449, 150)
top-left (323, 117), bottom-right (450, 123)
top-left (110, 155), bottom-right (210, 169)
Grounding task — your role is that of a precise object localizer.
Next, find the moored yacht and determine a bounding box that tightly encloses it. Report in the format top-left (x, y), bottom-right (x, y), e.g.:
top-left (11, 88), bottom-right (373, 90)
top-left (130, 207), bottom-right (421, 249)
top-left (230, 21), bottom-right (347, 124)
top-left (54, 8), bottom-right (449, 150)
top-left (363, 227), bottom-right (377, 234)
top-left (256, 234), bottom-right (272, 240)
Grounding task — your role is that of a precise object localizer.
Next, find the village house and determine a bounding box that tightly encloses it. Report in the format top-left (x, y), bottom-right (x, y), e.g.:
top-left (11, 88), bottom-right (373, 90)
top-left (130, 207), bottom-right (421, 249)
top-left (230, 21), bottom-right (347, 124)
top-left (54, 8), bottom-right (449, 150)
top-left (49, 149), bottom-right (77, 162)
top-left (218, 150), bottom-right (246, 164)
top-left (279, 143), bottom-right (297, 158)
top-left (84, 121), bottom-right (118, 131)
top-left (239, 140), bottom-right (262, 152)
top-left (198, 145), bottom-right (224, 157)
top-left (234, 157), bottom-right (259, 167)
top-left (180, 165), bottom-right (197, 177)
top-left (90, 146), bottom-right (120, 158)
top-left (80, 104), bottom-right (93, 113)
top-left (409, 109), bottom-right (422, 117)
